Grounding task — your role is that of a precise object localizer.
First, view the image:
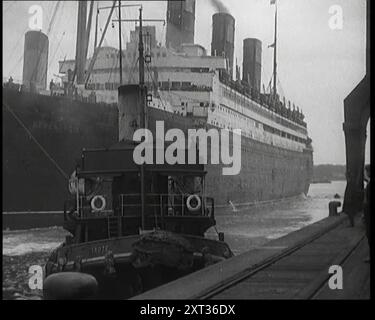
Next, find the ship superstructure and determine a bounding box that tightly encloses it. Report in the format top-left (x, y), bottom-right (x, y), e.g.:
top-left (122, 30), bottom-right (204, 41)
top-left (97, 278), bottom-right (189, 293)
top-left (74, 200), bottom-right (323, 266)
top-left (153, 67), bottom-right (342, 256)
top-left (57, 27), bottom-right (310, 154)
top-left (3, 0), bottom-right (313, 213)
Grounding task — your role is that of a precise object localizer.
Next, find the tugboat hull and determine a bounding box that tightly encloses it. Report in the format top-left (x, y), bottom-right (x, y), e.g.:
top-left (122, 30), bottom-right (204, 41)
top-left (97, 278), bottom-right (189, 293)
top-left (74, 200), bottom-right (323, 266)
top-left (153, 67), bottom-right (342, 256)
top-left (45, 231), bottom-right (233, 299)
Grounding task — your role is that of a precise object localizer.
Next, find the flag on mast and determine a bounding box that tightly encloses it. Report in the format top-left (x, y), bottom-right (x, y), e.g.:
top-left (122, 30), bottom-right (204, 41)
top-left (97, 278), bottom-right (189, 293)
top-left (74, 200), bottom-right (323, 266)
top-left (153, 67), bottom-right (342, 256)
top-left (271, 0), bottom-right (276, 4)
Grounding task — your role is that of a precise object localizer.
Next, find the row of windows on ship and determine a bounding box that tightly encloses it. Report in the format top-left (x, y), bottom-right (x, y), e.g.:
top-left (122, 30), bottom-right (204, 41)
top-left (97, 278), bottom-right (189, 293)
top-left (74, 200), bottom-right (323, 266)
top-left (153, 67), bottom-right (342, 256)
top-left (222, 87), bottom-right (307, 134)
top-left (220, 86), bottom-right (306, 129)
top-left (207, 104), bottom-right (306, 146)
top-left (85, 81), bottom-right (211, 92)
top-left (172, 104), bottom-right (306, 150)
top-left (208, 116), bottom-right (306, 147)
top-left (101, 49), bottom-right (167, 60)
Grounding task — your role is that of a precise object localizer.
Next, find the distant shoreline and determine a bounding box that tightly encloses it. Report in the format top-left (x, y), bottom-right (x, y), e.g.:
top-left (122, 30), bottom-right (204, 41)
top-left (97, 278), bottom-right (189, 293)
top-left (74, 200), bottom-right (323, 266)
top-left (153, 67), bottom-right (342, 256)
top-left (311, 179), bottom-right (346, 184)
top-left (313, 164), bottom-right (346, 184)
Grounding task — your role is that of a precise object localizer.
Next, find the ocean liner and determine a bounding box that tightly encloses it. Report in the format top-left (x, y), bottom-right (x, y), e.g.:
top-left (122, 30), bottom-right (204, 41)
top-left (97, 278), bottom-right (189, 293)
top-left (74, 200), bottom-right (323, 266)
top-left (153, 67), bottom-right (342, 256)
top-left (3, 0), bottom-right (313, 214)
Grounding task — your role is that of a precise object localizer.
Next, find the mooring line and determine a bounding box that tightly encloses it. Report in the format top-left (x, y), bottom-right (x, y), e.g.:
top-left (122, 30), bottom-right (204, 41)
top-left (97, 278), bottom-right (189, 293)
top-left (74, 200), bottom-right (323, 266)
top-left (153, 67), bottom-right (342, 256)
top-left (3, 101), bottom-right (69, 181)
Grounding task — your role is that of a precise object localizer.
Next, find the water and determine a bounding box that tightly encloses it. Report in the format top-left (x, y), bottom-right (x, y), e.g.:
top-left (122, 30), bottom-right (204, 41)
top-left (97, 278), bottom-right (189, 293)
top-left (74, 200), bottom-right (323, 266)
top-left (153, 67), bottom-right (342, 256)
top-left (207, 181), bottom-right (346, 255)
top-left (2, 181), bottom-right (346, 299)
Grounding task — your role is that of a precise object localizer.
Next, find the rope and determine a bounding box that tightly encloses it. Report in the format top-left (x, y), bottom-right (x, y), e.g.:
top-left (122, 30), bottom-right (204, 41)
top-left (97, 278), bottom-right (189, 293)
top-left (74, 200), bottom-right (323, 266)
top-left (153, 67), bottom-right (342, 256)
top-left (7, 23), bottom-right (32, 75)
top-left (47, 1), bottom-right (66, 64)
top-left (3, 101), bottom-right (69, 181)
top-left (107, 54), bottom-right (119, 82)
top-left (127, 57), bottom-right (139, 84)
top-left (8, 54), bottom-right (24, 77)
top-left (47, 1), bottom-right (61, 36)
top-left (145, 63), bottom-right (168, 110)
top-left (6, 25), bottom-right (29, 63)
top-left (48, 31), bottom-right (66, 70)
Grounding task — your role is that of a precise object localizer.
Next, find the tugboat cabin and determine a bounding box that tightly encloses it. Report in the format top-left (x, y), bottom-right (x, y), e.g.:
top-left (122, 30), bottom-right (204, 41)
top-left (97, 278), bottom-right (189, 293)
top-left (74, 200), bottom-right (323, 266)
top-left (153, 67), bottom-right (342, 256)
top-left (64, 141), bottom-right (216, 244)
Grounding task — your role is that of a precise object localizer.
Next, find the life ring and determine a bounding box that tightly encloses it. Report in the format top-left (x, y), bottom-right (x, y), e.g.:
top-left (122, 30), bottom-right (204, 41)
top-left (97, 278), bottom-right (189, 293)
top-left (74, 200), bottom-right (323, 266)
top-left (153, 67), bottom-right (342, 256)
top-left (186, 194), bottom-right (201, 212)
top-left (91, 195), bottom-right (106, 212)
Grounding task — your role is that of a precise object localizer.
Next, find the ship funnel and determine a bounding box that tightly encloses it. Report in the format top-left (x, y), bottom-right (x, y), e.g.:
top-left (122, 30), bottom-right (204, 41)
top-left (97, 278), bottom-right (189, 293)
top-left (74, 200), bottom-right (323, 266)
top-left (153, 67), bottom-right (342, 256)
top-left (118, 85), bottom-right (143, 142)
top-left (211, 13), bottom-right (235, 78)
top-left (22, 30), bottom-right (49, 92)
top-left (242, 38), bottom-right (262, 93)
top-left (166, 0), bottom-right (195, 51)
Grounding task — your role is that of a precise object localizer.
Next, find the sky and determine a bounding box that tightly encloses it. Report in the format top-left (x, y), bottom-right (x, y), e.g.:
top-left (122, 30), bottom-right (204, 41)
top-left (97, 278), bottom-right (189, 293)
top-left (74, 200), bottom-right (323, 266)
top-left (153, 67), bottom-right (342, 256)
top-left (2, 0), bottom-right (370, 165)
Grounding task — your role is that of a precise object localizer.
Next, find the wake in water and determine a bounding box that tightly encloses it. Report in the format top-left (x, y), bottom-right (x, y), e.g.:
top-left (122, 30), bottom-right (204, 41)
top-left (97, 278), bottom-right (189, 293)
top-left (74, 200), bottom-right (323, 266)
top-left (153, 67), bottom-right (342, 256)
top-left (3, 227), bottom-right (68, 256)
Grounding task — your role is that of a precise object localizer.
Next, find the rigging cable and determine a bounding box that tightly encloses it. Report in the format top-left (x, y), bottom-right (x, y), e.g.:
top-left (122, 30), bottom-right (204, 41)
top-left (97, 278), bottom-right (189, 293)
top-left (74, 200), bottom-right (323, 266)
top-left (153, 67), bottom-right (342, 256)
top-left (43, 1), bottom-right (53, 27)
top-left (6, 2), bottom-right (54, 76)
top-left (2, 101), bottom-right (69, 181)
top-left (127, 57), bottom-right (139, 84)
top-left (8, 55), bottom-right (25, 78)
top-left (6, 25), bottom-right (29, 62)
top-left (48, 32), bottom-right (66, 71)
top-left (113, 7), bottom-right (127, 83)
top-left (29, 1), bottom-right (61, 85)
top-left (7, 23), bottom-right (32, 76)
top-left (108, 53), bottom-right (119, 83)
top-left (47, 1), bottom-right (61, 35)
top-left (145, 63), bottom-right (168, 111)
top-left (115, 5), bottom-right (127, 46)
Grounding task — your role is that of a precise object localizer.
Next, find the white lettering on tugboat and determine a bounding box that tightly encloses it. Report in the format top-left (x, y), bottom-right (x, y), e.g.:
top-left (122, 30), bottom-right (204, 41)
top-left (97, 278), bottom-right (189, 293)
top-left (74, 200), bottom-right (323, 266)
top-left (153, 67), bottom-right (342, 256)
top-left (90, 245), bottom-right (109, 257)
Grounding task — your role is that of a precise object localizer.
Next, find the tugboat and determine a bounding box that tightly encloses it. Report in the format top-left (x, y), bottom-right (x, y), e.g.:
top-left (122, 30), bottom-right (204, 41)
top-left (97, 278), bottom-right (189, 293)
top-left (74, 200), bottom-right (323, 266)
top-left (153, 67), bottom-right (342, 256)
top-left (44, 7), bottom-right (232, 300)
top-left (44, 141), bottom-right (232, 299)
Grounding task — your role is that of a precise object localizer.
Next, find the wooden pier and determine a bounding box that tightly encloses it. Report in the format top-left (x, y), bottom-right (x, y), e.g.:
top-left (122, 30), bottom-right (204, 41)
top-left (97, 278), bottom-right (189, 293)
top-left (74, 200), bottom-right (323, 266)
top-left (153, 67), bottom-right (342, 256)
top-left (132, 214), bottom-right (370, 300)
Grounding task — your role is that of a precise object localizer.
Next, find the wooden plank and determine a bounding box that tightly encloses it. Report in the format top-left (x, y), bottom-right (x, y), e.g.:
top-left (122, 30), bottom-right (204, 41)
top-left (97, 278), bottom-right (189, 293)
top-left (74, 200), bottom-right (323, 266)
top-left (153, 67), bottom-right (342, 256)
top-left (212, 219), bottom-right (366, 300)
top-left (314, 238), bottom-right (370, 300)
top-left (294, 228), bottom-right (364, 299)
top-left (132, 216), bottom-right (347, 300)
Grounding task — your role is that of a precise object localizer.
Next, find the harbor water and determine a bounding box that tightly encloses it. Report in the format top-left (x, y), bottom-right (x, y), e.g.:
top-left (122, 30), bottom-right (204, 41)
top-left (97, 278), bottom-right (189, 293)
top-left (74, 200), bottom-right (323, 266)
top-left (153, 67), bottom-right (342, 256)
top-left (2, 181), bottom-right (346, 300)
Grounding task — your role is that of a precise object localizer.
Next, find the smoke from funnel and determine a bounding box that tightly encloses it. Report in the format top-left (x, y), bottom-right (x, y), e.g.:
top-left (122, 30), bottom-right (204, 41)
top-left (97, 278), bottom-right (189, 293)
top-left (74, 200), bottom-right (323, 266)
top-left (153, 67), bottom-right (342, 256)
top-left (209, 0), bottom-right (230, 14)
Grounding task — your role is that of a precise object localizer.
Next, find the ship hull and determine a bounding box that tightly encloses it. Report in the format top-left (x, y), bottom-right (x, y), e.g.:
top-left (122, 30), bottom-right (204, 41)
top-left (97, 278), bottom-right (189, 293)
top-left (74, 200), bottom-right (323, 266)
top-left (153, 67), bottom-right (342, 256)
top-left (3, 88), bottom-right (313, 213)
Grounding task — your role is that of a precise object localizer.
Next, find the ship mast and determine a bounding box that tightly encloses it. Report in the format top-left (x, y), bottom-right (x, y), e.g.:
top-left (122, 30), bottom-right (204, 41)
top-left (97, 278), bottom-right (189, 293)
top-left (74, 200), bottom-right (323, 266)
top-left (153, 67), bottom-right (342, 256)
top-left (115, 5), bottom-right (147, 228)
top-left (94, 2), bottom-right (99, 50)
top-left (114, 7), bottom-right (164, 230)
top-left (272, 3), bottom-right (278, 98)
top-left (138, 7), bottom-right (147, 230)
top-left (71, 1), bottom-right (94, 86)
top-left (85, 1), bottom-right (117, 86)
top-left (118, 0), bottom-right (123, 85)
top-left (75, 1), bottom-right (87, 84)
top-left (138, 7), bottom-right (146, 130)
